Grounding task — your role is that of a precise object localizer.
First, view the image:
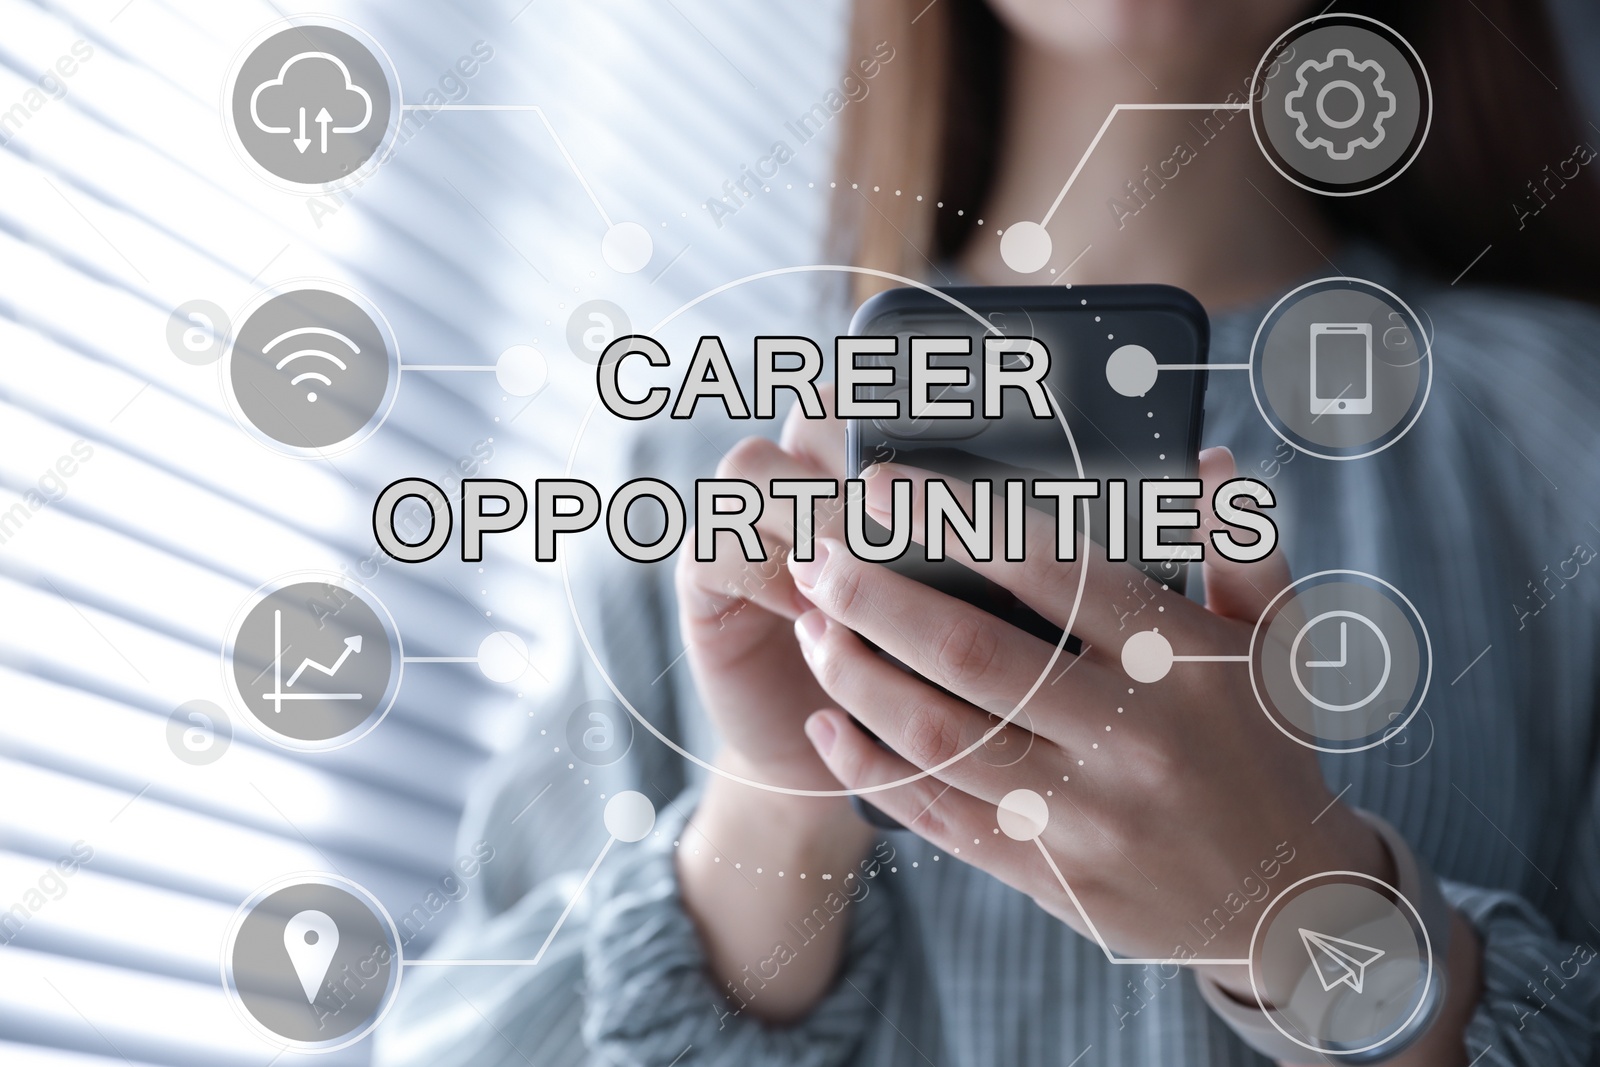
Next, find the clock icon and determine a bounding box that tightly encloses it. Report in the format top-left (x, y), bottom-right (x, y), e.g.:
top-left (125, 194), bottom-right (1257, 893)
top-left (1290, 609), bottom-right (1392, 713)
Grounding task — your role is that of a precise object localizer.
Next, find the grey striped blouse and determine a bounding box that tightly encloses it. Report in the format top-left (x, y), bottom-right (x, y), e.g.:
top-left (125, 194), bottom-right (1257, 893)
top-left (375, 246), bottom-right (1600, 1066)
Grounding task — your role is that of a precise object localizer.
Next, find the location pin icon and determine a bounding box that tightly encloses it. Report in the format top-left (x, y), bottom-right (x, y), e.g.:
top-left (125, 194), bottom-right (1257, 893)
top-left (284, 909), bottom-right (340, 1004)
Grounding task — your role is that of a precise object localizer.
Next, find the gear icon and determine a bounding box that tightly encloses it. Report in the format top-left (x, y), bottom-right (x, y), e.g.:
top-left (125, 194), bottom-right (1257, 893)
top-left (1284, 48), bottom-right (1397, 161)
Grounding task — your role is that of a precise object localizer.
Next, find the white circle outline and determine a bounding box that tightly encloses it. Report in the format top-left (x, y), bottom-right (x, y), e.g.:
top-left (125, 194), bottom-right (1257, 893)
top-left (1250, 570), bottom-right (1432, 754)
top-left (221, 570), bottom-right (405, 752)
top-left (221, 278), bottom-right (403, 459)
top-left (1248, 276), bottom-right (1434, 461)
top-left (1249, 13), bottom-right (1433, 198)
top-left (560, 265), bottom-right (1089, 797)
top-left (1248, 869), bottom-right (1435, 1057)
top-left (220, 871), bottom-right (405, 1054)
top-left (1289, 609), bottom-right (1392, 712)
top-left (220, 15), bottom-right (405, 196)
top-left (1316, 80), bottom-right (1366, 130)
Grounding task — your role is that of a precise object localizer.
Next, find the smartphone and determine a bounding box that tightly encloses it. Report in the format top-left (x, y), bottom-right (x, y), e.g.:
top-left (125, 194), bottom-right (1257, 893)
top-left (843, 285), bottom-right (1208, 824)
top-left (1309, 322), bottom-right (1373, 415)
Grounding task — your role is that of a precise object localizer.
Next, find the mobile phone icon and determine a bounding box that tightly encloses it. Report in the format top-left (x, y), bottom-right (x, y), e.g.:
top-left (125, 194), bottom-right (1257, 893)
top-left (1309, 322), bottom-right (1373, 416)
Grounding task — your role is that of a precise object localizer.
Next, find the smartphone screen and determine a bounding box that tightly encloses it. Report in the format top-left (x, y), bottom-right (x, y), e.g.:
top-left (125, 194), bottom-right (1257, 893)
top-left (845, 285), bottom-right (1209, 647)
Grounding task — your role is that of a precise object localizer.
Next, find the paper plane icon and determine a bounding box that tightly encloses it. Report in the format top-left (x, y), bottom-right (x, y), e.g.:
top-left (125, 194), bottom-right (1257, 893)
top-left (1299, 928), bottom-right (1386, 994)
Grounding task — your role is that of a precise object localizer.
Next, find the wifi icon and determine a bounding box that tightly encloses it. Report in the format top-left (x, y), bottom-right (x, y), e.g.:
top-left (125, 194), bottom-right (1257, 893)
top-left (264, 326), bottom-right (360, 404)
top-left (225, 284), bottom-right (399, 454)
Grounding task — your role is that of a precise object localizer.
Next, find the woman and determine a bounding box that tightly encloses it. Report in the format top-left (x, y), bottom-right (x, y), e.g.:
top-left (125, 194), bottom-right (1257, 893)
top-left (380, 1), bottom-right (1600, 1064)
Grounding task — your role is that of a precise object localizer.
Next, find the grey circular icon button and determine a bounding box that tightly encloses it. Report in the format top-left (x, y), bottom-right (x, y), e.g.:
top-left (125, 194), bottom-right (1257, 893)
top-left (1252, 15), bottom-right (1430, 195)
top-left (566, 300), bottom-right (632, 365)
top-left (225, 284), bottom-right (400, 455)
top-left (566, 699), bottom-right (634, 766)
top-left (223, 874), bottom-right (402, 1052)
top-left (1250, 277), bottom-right (1431, 460)
top-left (225, 20), bottom-right (400, 189)
top-left (167, 300), bottom-right (231, 366)
top-left (166, 699), bottom-right (232, 765)
top-left (225, 573), bottom-right (403, 751)
top-left (1251, 571), bottom-right (1431, 753)
top-left (1250, 872), bottom-right (1434, 1057)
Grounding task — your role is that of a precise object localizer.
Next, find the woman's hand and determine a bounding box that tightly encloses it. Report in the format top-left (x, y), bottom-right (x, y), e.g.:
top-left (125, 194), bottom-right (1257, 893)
top-left (790, 448), bottom-right (1392, 998)
top-left (675, 387), bottom-right (855, 795)
top-left (674, 389), bottom-right (875, 1024)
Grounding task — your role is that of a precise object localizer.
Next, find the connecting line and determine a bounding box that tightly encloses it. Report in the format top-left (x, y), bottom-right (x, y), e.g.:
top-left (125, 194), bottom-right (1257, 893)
top-left (400, 364), bottom-right (497, 372)
top-left (1032, 837), bottom-right (1250, 967)
top-left (404, 836), bottom-right (617, 968)
top-left (403, 656), bottom-right (478, 663)
top-left (1164, 362), bottom-right (1250, 372)
top-left (1172, 654), bottom-right (1252, 664)
top-left (1038, 103), bottom-right (1252, 228)
top-left (401, 104), bottom-right (614, 227)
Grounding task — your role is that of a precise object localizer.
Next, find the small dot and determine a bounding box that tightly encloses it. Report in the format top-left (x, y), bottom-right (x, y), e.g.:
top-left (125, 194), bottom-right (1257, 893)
top-left (1095, 316), bottom-right (1102, 322)
top-left (915, 195), bottom-right (923, 201)
top-left (1062, 775), bottom-right (1070, 781)
top-left (894, 189), bottom-right (901, 196)
top-left (1158, 605), bottom-right (1166, 612)
top-left (757, 868), bottom-right (763, 874)
top-left (799, 872), bottom-right (806, 879)
top-left (1159, 454), bottom-right (1167, 460)
top-left (1129, 688), bottom-right (1135, 694)
top-left (735, 863), bottom-right (741, 869)
top-left (1092, 743), bottom-right (1099, 749)
top-left (873, 185), bottom-right (880, 192)
top-left (1106, 725), bottom-right (1112, 731)
top-left (958, 210), bottom-right (965, 216)
top-left (1078, 759), bottom-right (1085, 765)
top-left (933, 855), bottom-right (940, 861)
top-left (890, 866), bottom-right (898, 873)
top-left (1116, 707), bottom-right (1123, 713)
top-left (1154, 433), bottom-right (1161, 439)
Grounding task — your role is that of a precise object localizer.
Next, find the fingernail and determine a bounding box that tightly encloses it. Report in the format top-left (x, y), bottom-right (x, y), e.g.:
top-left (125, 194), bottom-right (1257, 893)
top-left (794, 609), bottom-right (826, 654)
top-left (805, 711), bottom-right (837, 757)
top-left (789, 538), bottom-right (831, 589)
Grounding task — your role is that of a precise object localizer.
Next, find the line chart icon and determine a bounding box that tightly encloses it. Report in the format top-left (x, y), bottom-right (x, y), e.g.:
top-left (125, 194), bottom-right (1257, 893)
top-left (224, 572), bottom-right (403, 751)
